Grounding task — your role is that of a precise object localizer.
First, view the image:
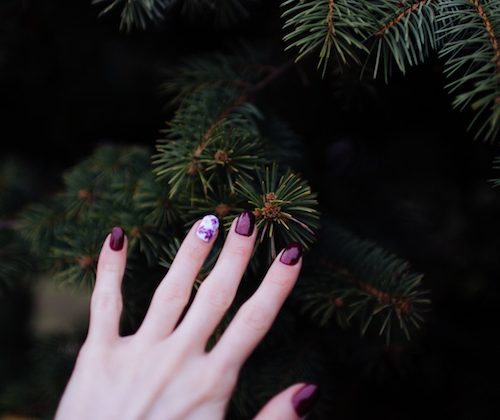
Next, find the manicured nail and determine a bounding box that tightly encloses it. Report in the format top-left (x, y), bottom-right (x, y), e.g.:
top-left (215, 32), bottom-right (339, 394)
top-left (235, 210), bottom-right (255, 236)
top-left (292, 383), bottom-right (319, 417)
top-left (280, 242), bottom-right (302, 265)
top-left (196, 215), bottom-right (219, 242)
top-left (109, 227), bottom-right (125, 251)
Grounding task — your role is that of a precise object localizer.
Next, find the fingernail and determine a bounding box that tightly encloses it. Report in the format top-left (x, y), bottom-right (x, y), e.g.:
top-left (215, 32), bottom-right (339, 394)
top-left (196, 215), bottom-right (219, 242)
top-left (109, 226), bottom-right (125, 251)
top-left (279, 242), bottom-right (302, 266)
top-left (292, 383), bottom-right (319, 417)
top-left (235, 210), bottom-right (255, 236)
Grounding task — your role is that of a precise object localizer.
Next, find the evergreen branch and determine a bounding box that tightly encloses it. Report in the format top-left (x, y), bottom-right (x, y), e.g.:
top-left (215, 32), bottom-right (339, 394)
top-left (473, 0), bottom-right (500, 70)
top-left (160, 47), bottom-right (270, 107)
top-left (438, 0), bottom-right (500, 141)
top-left (375, 0), bottom-right (433, 38)
top-left (281, 0), bottom-right (371, 77)
top-left (235, 164), bottom-right (320, 263)
top-left (369, 0), bottom-right (441, 80)
top-left (196, 94), bottom-right (249, 157)
top-left (153, 85), bottom-right (265, 199)
top-left (18, 145), bottom-right (173, 287)
top-left (297, 222), bottom-right (430, 343)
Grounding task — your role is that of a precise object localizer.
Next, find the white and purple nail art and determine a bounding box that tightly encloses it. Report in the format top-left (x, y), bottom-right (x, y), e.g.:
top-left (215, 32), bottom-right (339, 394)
top-left (196, 215), bottom-right (219, 242)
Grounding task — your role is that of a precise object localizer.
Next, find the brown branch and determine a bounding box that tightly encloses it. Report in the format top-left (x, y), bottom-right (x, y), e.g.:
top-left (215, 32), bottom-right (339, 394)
top-left (375, 0), bottom-right (431, 38)
top-left (327, 0), bottom-right (336, 37)
top-left (194, 59), bottom-right (295, 157)
top-left (193, 94), bottom-right (248, 157)
top-left (319, 258), bottom-right (413, 315)
top-left (470, 0), bottom-right (500, 73)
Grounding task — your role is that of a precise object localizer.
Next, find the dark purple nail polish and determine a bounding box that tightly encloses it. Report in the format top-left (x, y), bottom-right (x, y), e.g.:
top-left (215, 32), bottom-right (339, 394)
top-left (235, 210), bottom-right (255, 237)
top-left (292, 383), bottom-right (319, 417)
top-left (280, 242), bottom-right (302, 266)
top-left (109, 227), bottom-right (125, 251)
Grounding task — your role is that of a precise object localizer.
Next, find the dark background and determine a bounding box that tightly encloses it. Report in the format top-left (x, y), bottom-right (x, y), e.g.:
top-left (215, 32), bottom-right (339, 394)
top-left (1, 0), bottom-right (500, 418)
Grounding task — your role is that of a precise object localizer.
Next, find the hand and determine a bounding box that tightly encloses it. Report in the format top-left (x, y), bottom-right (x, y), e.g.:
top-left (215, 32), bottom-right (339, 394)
top-left (54, 212), bottom-right (319, 420)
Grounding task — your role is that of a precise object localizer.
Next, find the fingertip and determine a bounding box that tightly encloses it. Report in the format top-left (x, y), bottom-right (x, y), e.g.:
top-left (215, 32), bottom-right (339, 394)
top-left (278, 242), bottom-right (303, 266)
top-left (232, 210), bottom-right (257, 239)
top-left (109, 226), bottom-right (126, 251)
top-left (195, 214), bottom-right (220, 243)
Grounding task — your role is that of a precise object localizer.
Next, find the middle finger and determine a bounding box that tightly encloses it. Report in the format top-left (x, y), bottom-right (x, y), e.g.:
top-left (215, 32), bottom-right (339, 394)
top-left (172, 210), bottom-right (257, 350)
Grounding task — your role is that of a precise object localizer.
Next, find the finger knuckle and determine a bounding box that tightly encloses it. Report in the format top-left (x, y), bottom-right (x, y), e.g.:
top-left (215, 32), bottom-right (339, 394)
top-left (91, 292), bottom-right (122, 313)
top-left (200, 283), bottom-right (233, 311)
top-left (241, 303), bottom-right (273, 332)
top-left (228, 243), bottom-right (250, 259)
top-left (158, 282), bottom-right (189, 306)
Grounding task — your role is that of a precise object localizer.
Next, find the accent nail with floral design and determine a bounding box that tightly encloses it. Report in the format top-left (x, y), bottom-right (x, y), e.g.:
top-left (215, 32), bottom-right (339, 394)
top-left (196, 215), bottom-right (219, 242)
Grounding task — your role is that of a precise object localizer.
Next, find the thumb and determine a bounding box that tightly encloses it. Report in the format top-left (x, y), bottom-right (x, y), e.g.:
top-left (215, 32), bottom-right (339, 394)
top-left (254, 383), bottom-right (319, 420)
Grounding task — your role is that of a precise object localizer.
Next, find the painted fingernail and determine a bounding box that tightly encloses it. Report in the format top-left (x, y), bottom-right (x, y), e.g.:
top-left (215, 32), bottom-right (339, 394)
top-left (109, 226), bottom-right (125, 251)
top-left (196, 215), bottom-right (219, 242)
top-left (292, 383), bottom-right (319, 417)
top-left (280, 242), bottom-right (302, 266)
top-left (235, 210), bottom-right (255, 236)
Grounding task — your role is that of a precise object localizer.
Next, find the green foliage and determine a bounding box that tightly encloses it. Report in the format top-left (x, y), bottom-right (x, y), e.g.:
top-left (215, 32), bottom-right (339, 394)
top-left (153, 85), bottom-right (264, 198)
top-left (19, 145), bottom-right (171, 287)
top-left (295, 222), bottom-right (430, 344)
top-left (438, 0), bottom-right (500, 141)
top-left (369, 0), bottom-right (442, 81)
top-left (281, 0), bottom-right (371, 77)
top-left (280, 0), bottom-right (500, 141)
top-left (160, 47), bottom-right (269, 107)
top-left (236, 164), bottom-right (320, 262)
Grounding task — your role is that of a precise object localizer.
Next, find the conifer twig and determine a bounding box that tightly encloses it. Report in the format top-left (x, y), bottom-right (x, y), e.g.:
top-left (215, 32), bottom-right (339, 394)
top-left (375, 0), bottom-right (433, 38)
top-left (471, 0), bottom-right (500, 74)
top-left (318, 258), bottom-right (412, 315)
top-left (195, 59), bottom-right (296, 157)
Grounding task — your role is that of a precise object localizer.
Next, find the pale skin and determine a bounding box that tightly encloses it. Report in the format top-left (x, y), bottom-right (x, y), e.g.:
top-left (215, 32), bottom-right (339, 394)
top-left (55, 216), bottom-right (309, 420)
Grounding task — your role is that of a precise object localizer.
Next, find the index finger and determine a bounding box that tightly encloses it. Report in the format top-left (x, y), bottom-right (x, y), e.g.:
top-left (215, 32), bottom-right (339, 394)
top-left (207, 242), bottom-right (302, 370)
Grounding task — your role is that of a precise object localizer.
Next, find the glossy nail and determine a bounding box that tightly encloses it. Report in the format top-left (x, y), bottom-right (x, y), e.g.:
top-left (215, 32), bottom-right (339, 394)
top-left (292, 383), bottom-right (319, 417)
top-left (280, 242), bottom-right (302, 266)
top-left (110, 227), bottom-right (125, 251)
top-left (196, 215), bottom-right (219, 242)
top-left (235, 210), bottom-right (255, 236)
